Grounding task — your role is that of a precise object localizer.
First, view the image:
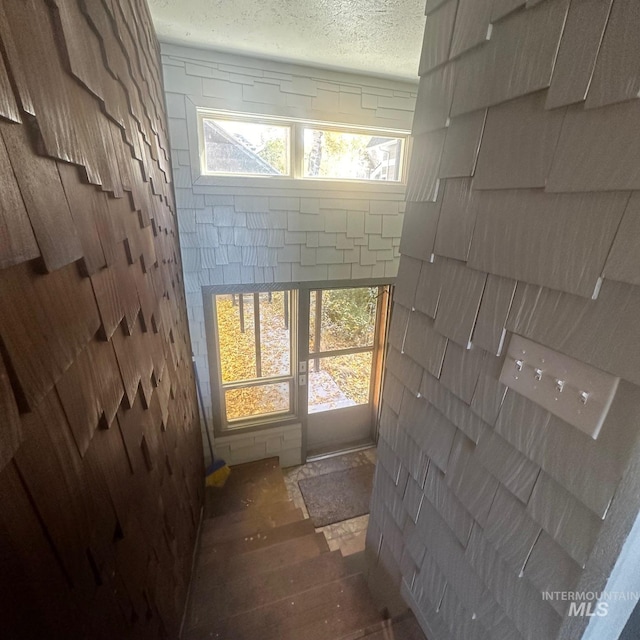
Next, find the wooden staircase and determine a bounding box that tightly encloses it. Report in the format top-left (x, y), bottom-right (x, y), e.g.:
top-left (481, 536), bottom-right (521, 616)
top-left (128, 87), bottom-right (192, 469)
top-left (182, 458), bottom-right (426, 640)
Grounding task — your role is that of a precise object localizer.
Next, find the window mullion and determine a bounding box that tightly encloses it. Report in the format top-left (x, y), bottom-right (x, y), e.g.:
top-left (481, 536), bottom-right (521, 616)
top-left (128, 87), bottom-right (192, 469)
top-left (292, 123), bottom-right (303, 179)
top-left (313, 290), bottom-right (322, 372)
top-left (254, 292), bottom-right (262, 378)
top-left (308, 345), bottom-right (375, 359)
top-left (222, 375), bottom-right (294, 391)
top-left (238, 294), bottom-right (245, 333)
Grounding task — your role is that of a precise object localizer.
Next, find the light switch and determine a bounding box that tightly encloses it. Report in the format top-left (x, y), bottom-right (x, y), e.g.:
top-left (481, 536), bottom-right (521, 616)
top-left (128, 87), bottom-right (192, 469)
top-left (500, 335), bottom-right (620, 440)
top-left (299, 361), bottom-right (307, 374)
top-left (299, 374), bottom-right (307, 386)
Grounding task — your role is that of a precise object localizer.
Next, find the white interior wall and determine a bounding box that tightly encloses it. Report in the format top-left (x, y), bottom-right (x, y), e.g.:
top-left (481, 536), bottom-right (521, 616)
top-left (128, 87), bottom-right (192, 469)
top-left (161, 44), bottom-right (417, 464)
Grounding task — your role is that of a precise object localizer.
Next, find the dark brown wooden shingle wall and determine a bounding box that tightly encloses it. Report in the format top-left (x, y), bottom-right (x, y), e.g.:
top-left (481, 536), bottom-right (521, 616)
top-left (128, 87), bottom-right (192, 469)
top-left (0, 1), bottom-right (203, 638)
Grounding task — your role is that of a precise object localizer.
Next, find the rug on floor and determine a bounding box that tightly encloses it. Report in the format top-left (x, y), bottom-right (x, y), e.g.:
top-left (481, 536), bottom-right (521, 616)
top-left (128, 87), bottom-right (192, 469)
top-left (298, 463), bottom-right (375, 527)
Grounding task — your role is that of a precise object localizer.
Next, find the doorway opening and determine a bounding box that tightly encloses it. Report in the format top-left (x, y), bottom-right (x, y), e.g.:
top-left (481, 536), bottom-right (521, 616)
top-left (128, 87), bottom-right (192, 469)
top-left (207, 283), bottom-right (390, 459)
top-left (303, 285), bottom-right (390, 458)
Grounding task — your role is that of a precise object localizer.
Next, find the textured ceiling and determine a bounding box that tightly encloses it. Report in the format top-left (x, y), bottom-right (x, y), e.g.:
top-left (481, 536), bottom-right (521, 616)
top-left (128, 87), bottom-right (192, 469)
top-left (148, 0), bottom-right (426, 80)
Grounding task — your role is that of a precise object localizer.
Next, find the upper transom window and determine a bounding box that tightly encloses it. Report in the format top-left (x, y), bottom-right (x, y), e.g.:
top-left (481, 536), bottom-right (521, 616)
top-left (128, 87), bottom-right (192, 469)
top-left (202, 118), bottom-right (290, 176)
top-left (198, 111), bottom-right (408, 183)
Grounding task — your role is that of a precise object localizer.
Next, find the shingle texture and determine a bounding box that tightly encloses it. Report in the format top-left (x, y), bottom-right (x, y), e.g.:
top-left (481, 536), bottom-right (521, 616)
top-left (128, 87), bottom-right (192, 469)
top-left (369, 2), bottom-right (640, 639)
top-left (162, 44), bottom-right (417, 429)
top-left (0, 1), bottom-right (202, 637)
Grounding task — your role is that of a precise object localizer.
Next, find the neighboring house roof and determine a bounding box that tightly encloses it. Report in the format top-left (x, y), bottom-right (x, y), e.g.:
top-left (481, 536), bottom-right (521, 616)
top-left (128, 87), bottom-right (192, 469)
top-left (204, 120), bottom-right (280, 175)
top-left (367, 136), bottom-right (397, 148)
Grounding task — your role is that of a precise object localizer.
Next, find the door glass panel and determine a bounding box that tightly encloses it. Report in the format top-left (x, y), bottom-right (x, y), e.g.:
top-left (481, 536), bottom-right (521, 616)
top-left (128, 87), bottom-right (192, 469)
top-left (308, 352), bottom-right (373, 413)
top-left (216, 291), bottom-right (291, 384)
top-left (225, 382), bottom-right (290, 421)
top-left (309, 289), bottom-right (318, 353)
top-left (309, 287), bottom-right (377, 354)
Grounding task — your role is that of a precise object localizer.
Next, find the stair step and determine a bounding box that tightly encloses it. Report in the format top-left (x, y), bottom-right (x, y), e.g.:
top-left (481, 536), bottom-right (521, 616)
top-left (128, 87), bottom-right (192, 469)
top-left (198, 519), bottom-right (316, 560)
top-left (185, 573), bottom-right (382, 640)
top-left (187, 550), bottom-right (352, 629)
top-left (203, 497), bottom-right (297, 526)
top-left (204, 457), bottom-right (290, 518)
top-left (193, 532), bottom-right (330, 590)
top-left (356, 611), bottom-right (428, 640)
top-left (200, 504), bottom-right (304, 546)
top-left (386, 613), bottom-right (428, 640)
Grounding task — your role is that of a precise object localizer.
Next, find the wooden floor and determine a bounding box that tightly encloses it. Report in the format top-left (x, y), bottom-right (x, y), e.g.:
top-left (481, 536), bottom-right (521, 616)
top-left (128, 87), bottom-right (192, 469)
top-left (183, 457), bottom-right (427, 640)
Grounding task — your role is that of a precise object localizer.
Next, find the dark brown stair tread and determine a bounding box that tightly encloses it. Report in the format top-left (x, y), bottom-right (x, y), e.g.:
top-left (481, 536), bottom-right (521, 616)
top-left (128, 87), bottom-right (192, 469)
top-left (353, 611), bottom-right (428, 640)
top-left (204, 479), bottom-right (290, 518)
top-left (390, 611), bottom-right (428, 638)
top-left (200, 505), bottom-right (305, 546)
top-left (204, 457), bottom-right (290, 518)
top-left (187, 550), bottom-right (353, 629)
top-left (203, 498), bottom-right (298, 528)
top-left (202, 501), bottom-right (301, 533)
top-left (185, 573), bottom-right (383, 640)
top-left (198, 518), bottom-right (316, 559)
top-left (192, 532), bottom-right (330, 590)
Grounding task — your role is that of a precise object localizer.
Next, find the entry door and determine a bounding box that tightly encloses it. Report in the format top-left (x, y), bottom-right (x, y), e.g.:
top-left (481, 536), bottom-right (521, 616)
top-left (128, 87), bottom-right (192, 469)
top-left (304, 286), bottom-right (389, 456)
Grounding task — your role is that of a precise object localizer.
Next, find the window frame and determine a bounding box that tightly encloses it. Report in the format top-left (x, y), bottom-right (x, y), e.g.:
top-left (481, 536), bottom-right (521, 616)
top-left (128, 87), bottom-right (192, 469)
top-left (199, 112), bottom-right (293, 179)
top-left (208, 287), bottom-right (299, 431)
top-left (197, 109), bottom-right (410, 185)
top-left (203, 280), bottom-right (393, 437)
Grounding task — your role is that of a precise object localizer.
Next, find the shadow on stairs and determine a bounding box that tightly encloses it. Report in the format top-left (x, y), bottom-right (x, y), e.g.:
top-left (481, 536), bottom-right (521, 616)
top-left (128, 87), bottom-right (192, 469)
top-left (182, 457), bottom-right (427, 640)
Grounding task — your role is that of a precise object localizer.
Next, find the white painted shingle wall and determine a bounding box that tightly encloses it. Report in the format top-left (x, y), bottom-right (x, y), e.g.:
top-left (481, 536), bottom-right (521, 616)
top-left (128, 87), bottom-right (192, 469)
top-left (161, 44), bottom-right (417, 460)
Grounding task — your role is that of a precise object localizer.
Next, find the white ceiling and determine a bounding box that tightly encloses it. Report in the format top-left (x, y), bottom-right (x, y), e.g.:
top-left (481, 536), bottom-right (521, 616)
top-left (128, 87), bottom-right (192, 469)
top-left (148, 0), bottom-right (426, 81)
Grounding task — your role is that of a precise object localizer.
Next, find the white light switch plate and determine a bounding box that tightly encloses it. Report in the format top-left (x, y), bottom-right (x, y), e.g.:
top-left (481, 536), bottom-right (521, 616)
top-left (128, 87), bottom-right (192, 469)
top-left (299, 361), bottom-right (307, 374)
top-left (500, 335), bottom-right (620, 439)
top-left (299, 374), bottom-right (307, 386)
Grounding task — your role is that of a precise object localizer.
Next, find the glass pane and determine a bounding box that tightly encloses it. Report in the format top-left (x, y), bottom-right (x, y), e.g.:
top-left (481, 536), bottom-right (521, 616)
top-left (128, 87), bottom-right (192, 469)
top-left (215, 291), bottom-right (291, 383)
top-left (203, 118), bottom-right (289, 175)
top-left (308, 352), bottom-right (373, 413)
top-left (216, 293), bottom-right (256, 383)
top-left (225, 382), bottom-right (290, 421)
top-left (309, 290), bottom-right (318, 353)
top-left (309, 287), bottom-right (377, 354)
top-left (303, 129), bottom-right (403, 181)
top-left (259, 291), bottom-right (291, 378)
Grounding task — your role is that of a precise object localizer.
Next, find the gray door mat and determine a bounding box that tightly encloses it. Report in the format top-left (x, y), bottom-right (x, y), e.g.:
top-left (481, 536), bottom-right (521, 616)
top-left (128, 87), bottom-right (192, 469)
top-left (298, 463), bottom-right (375, 527)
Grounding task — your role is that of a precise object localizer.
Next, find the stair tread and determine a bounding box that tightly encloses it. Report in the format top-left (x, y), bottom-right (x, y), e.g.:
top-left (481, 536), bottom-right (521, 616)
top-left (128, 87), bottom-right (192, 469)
top-left (389, 613), bottom-right (428, 639)
top-left (185, 572), bottom-right (382, 640)
top-left (203, 497), bottom-right (297, 527)
top-left (187, 550), bottom-right (353, 628)
top-left (193, 532), bottom-right (330, 588)
top-left (200, 505), bottom-right (304, 545)
top-left (198, 518), bottom-right (316, 560)
top-left (204, 457), bottom-right (289, 518)
top-left (188, 456), bottom-right (395, 640)
top-left (355, 612), bottom-right (428, 640)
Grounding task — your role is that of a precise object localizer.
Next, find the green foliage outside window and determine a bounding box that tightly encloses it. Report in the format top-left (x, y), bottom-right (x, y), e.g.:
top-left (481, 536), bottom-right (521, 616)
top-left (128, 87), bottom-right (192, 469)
top-left (322, 287), bottom-right (377, 347)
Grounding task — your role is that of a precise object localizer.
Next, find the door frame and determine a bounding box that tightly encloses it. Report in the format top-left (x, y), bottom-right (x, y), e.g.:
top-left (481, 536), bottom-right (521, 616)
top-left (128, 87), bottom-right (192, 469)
top-left (202, 278), bottom-right (393, 458)
top-left (298, 280), bottom-right (392, 459)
